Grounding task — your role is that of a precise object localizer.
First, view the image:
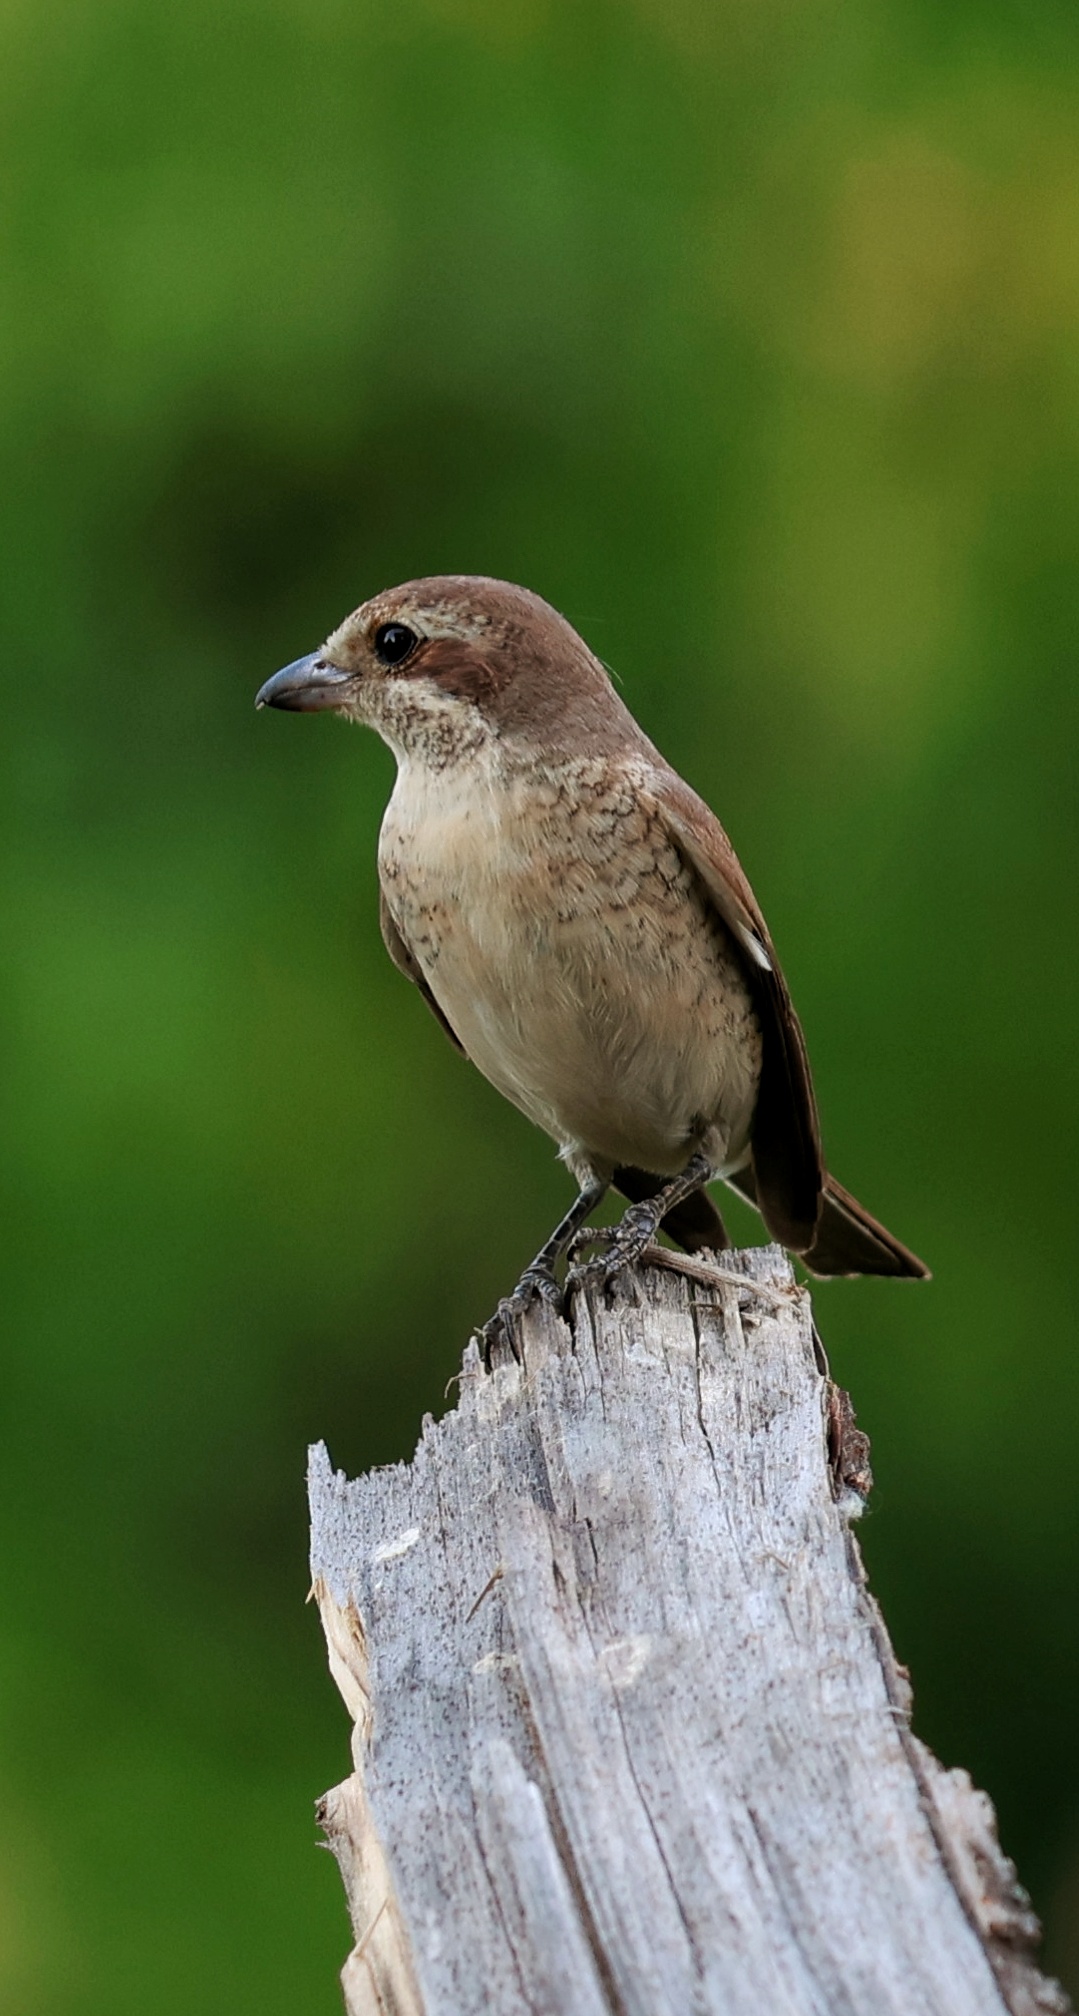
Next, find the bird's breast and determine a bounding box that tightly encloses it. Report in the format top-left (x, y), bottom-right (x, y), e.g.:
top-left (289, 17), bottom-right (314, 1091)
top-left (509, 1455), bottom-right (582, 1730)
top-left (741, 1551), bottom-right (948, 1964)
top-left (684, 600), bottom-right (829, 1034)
top-left (378, 753), bottom-right (762, 1172)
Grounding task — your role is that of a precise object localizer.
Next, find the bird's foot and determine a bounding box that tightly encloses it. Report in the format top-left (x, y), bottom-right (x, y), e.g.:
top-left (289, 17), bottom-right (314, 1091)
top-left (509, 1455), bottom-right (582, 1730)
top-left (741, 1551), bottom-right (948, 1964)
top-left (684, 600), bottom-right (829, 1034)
top-left (478, 1262), bottom-right (564, 1364)
top-left (565, 1203), bottom-right (660, 1299)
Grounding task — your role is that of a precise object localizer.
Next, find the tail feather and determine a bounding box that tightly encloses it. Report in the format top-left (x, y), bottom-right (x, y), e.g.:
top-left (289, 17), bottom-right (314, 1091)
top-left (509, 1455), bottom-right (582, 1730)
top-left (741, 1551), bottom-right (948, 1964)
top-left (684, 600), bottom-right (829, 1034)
top-left (803, 1173), bottom-right (929, 1279)
top-left (727, 1165), bottom-right (929, 1280)
top-left (612, 1159), bottom-right (928, 1277)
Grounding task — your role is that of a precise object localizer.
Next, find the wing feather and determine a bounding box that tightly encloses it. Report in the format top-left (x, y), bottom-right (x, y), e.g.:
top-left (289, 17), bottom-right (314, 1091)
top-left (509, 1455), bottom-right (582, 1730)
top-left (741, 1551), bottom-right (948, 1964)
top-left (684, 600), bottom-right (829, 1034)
top-left (653, 769), bottom-right (823, 1251)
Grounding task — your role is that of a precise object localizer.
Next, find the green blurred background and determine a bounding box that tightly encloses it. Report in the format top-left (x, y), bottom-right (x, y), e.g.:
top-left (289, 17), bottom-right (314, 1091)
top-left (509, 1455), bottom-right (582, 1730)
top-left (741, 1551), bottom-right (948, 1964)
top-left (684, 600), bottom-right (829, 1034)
top-left (3, 0), bottom-right (1078, 2006)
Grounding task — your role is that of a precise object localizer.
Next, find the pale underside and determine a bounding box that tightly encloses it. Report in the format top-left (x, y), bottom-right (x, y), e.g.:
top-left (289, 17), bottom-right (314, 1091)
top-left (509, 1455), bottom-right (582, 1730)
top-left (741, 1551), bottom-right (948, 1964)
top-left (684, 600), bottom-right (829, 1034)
top-left (378, 738), bottom-right (763, 1182)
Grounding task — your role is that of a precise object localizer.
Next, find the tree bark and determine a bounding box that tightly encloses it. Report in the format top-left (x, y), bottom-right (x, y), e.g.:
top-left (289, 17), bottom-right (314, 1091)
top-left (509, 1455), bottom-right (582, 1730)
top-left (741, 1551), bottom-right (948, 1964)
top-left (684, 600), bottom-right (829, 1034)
top-left (309, 1244), bottom-right (1069, 2016)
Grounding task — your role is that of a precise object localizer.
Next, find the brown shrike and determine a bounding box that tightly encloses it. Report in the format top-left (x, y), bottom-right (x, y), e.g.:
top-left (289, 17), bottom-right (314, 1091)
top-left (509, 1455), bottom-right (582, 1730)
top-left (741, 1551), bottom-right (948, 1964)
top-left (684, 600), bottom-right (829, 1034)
top-left (257, 576), bottom-right (927, 1324)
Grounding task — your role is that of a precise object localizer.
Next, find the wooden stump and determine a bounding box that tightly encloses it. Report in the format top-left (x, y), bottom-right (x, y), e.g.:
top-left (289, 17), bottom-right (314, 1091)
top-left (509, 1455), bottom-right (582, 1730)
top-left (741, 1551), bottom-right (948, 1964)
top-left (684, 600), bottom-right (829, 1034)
top-left (309, 1246), bottom-right (1069, 2016)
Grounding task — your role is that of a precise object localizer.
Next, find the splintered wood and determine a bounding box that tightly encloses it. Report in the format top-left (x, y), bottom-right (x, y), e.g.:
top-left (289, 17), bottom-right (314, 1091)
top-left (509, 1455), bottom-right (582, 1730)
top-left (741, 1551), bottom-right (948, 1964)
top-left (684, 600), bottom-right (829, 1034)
top-left (309, 1248), bottom-right (1068, 2016)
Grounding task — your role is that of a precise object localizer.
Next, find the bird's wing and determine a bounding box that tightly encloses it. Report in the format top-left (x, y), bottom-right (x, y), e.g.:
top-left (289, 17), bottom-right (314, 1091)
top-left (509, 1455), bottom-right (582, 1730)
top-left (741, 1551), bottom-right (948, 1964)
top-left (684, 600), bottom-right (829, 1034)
top-left (652, 768), bottom-right (824, 1252)
top-left (379, 888), bottom-right (466, 1054)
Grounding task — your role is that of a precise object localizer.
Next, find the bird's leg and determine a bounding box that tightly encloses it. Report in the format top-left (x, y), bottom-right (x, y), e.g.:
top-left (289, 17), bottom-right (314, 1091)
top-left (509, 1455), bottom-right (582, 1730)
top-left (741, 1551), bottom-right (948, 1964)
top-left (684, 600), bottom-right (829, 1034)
top-left (481, 1180), bottom-right (609, 1353)
top-left (568, 1150), bottom-right (715, 1291)
top-left (516, 1179), bottom-right (610, 1302)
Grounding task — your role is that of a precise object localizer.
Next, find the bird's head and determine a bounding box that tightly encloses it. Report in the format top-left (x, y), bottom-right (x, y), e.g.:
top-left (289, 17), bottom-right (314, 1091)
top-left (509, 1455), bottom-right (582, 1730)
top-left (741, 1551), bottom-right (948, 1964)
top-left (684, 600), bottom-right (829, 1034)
top-left (255, 575), bottom-right (629, 766)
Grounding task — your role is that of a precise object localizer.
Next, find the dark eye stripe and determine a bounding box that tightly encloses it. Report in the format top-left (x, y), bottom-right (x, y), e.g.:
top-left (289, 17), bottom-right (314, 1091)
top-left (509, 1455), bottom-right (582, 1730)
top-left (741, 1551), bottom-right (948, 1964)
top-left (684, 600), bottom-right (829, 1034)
top-left (374, 622), bottom-right (419, 667)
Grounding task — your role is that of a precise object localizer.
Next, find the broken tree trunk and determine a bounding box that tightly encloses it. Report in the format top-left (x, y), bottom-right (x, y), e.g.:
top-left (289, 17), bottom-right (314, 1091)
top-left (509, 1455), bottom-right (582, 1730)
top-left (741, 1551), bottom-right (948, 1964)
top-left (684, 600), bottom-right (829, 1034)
top-left (308, 1245), bottom-right (1069, 2016)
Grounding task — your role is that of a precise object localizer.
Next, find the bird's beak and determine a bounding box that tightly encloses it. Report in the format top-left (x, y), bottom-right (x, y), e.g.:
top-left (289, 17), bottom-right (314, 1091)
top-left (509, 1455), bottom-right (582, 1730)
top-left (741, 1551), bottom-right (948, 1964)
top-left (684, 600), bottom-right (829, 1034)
top-left (255, 653), bottom-right (352, 712)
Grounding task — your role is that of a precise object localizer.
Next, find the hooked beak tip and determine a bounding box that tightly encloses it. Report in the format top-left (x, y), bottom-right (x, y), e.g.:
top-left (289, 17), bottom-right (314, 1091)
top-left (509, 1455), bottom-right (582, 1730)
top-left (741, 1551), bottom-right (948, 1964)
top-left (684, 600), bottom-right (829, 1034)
top-left (255, 652), bottom-right (351, 713)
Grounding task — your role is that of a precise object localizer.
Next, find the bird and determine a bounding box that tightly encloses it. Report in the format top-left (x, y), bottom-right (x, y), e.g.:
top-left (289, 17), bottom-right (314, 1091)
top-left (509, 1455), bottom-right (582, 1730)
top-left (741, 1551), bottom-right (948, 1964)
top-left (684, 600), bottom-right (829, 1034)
top-left (256, 575), bottom-right (928, 1323)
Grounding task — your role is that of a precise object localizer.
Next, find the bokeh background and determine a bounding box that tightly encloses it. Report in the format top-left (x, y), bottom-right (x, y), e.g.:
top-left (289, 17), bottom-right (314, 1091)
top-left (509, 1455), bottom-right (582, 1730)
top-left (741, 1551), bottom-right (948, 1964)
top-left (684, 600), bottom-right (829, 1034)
top-left (3, 0), bottom-right (1078, 2007)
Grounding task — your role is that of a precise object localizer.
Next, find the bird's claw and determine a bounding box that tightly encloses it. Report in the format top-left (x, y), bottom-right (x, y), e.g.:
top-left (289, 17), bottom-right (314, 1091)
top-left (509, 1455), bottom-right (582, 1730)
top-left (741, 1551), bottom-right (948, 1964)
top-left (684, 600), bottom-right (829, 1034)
top-left (516, 1263), bottom-right (565, 1310)
top-left (478, 1263), bottom-right (564, 1364)
top-left (566, 1208), bottom-right (659, 1299)
top-left (566, 1225), bottom-right (611, 1264)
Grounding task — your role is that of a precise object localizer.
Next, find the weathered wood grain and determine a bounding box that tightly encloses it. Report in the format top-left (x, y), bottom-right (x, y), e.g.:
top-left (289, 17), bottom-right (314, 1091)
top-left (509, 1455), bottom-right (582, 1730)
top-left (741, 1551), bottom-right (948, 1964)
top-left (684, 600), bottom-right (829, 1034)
top-left (310, 1246), bottom-right (1068, 2016)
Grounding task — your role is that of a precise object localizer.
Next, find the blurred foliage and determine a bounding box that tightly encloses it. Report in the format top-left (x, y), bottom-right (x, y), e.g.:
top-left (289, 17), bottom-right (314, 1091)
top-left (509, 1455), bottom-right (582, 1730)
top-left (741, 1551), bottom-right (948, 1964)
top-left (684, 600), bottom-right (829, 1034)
top-left (2, 0), bottom-right (1078, 2007)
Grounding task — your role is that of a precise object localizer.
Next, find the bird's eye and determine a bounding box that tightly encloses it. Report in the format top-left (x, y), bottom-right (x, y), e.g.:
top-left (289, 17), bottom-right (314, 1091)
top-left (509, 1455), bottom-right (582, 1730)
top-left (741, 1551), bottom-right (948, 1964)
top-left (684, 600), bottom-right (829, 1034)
top-left (373, 622), bottom-right (419, 667)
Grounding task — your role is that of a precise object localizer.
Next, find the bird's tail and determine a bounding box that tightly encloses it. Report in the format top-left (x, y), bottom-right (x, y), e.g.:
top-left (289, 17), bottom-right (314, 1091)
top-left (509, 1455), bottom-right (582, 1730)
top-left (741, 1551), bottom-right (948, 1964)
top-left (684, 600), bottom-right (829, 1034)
top-left (802, 1172), bottom-right (929, 1278)
top-left (727, 1166), bottom-right (929, 1279)
top-left (615, 1161), bottom-right (928, 1278)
